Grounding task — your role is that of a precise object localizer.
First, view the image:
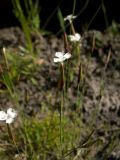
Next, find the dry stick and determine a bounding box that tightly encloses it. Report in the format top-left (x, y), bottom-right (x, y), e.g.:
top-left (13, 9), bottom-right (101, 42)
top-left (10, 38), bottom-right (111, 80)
top-left (63, 32), bottom-right (70, 53)
top-left (3, 47), bottom-right (9, 70)
top-left (63, 130), bottom-right (94, 159)
top-left (104, 49), bottom-right (111, 71)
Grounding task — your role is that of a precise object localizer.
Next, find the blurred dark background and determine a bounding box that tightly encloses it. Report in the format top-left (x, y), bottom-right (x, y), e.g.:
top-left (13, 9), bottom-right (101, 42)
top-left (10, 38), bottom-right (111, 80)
top-left (0, 0), bottom-right (119, 33)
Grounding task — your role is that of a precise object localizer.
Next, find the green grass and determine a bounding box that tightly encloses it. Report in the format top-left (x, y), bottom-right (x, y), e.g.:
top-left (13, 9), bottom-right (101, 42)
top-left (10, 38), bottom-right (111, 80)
top-left (0, 111), bottom-right (86, 160)
top-left (12, 0), bottom-right (40, 55)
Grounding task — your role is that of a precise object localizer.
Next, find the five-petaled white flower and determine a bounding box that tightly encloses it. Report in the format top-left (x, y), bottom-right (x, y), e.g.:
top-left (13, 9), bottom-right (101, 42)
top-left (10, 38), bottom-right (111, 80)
top-left (0, 108), bottom-right (17, 124)
top-left (54, 52), bottom-right (71, 63)
top-left (64, 14), bottom-right (76, 23)
top-left (69, 33), bottom-right (81, 42)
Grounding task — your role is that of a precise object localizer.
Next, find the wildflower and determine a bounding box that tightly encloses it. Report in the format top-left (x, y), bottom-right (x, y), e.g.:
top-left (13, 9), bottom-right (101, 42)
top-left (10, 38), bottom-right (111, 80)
top-left (69, 33), bottom-right (81, 42)
top-left (0, 108), bottom-right (17, 124)
top-left (64, 14), bottom-right (76, 23)
top-left (0, 111), bottom-right (8, 121)
top-left (54, 52), bottom-right (71, 63)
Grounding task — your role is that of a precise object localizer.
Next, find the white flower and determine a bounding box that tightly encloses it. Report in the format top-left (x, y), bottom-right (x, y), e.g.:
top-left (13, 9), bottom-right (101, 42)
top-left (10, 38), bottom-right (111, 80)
top-left (54, 52), bottom-right (71, 63)
top-left (64, 14), bottom-right (76, 23)
top-left (0, 111), bottom-right (8, 121)
top-left (69, 33), bottom-right (81, 42)
top-left (0, 108), bottom-right (17, 124)
top-left (6, 108), bottom-right (17, 124)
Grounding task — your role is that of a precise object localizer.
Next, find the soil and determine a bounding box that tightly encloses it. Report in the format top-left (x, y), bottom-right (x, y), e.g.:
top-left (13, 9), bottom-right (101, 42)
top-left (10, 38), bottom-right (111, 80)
top-left (0, 26), bottom-right (120, 159)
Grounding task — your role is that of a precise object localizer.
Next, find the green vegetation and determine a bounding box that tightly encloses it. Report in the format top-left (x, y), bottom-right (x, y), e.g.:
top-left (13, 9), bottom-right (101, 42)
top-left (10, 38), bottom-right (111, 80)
top-left (0, 0), bottom-right (120, 160)
top-left (12, 0), bottom-right (40, 55)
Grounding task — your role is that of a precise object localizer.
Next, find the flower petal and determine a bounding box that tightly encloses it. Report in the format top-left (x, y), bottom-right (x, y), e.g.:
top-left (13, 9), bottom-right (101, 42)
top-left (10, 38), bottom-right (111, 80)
top-left (64, 53), bottom-right (71, 59)
top-left (7, 108), bottom-right (17, 119)
top-left (69, 33), bottom-right (81, 42)
top-left (54, 57), bottom-right (64, 63)
top-left (0, 111), bottom-right (7, 121)
top-left (64, 14), bottom-right (76, 22)
top-left (6, 118), bottom-right (14, 124)
top-left (55, 52), bottom-right (64, 58)
top-left (75, 33), bottom-right (81, 41)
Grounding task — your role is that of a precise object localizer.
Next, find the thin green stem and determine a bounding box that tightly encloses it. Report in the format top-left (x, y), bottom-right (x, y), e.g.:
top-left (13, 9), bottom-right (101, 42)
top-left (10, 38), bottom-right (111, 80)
top-left (60, 91), bottom-right (62, 158)
top-left (101, 0), bottom-right (108, 29)
top-left (70, 22), bottom-right (76, 35)
top-left (72, 0), bottom-right (76, 15)
top-left (7, 124), bottom-right (20, 155)
top-left (59, 63), bottom-right (65, 159)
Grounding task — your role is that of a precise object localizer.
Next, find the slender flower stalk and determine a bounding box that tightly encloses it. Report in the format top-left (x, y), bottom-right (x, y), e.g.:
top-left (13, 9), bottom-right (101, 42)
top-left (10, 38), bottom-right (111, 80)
top-left (7, 123), bottom-right (20, 154)
top-left (60, 63), bottom-right (64, 158)
top-left (54, 51), bottom-right (71, 158)
top-left (70, 22), bottom-right (76, 35)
